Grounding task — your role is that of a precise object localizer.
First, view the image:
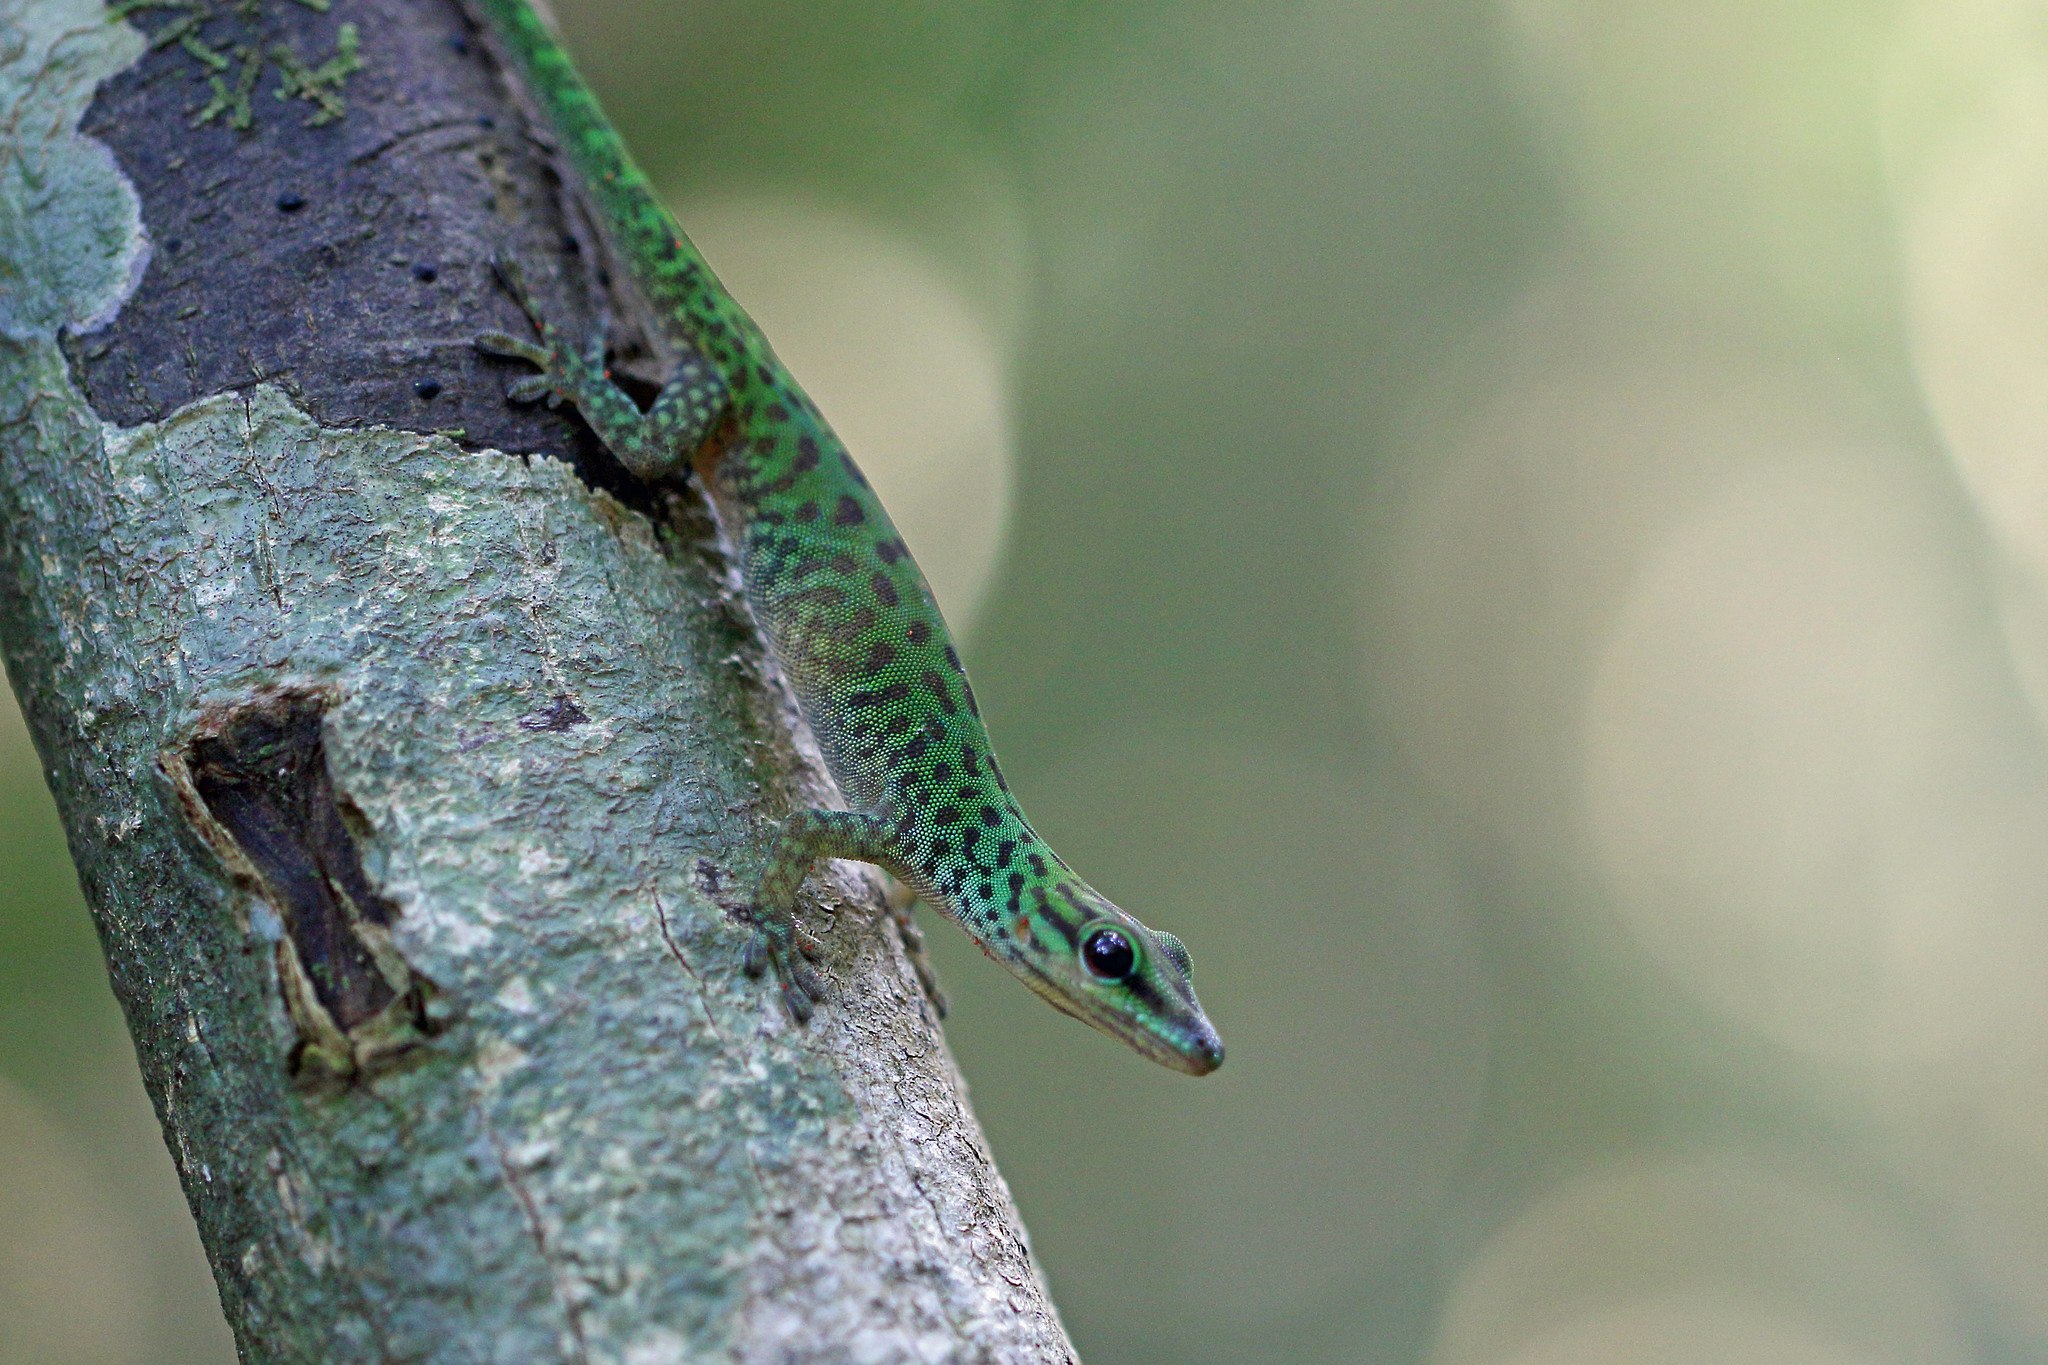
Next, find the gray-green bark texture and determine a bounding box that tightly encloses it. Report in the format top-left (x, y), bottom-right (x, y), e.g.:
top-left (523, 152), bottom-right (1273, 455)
top-left (0, 0), bottom-right (1077, 1360)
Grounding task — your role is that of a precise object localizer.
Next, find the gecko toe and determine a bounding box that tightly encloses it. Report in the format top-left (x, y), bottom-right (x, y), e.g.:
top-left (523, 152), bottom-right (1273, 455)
top-left (489, 255), bottom-right (539, 306)
top-left (475, 330), bottom-right (539, 361)
top-left (744, 922), bottom-right (828, 1019)
top-left (742, 932), bottom-right (770, 978)
top-left (794, 928), bottom-right (824, 961)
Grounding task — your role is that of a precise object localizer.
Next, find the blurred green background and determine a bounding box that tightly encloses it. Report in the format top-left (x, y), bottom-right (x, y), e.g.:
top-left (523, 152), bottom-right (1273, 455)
top-left (13, 0), bottom-right (2048, 1360)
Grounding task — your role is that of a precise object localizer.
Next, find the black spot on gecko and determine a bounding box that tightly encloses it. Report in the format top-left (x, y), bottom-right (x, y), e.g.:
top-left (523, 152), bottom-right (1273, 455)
top-left (866, 642), bottom-right (897, 671)
top-left (872, 573), bottom-right (899, 607)
top-left (906, 621), bottom-right (932, 645)
top-left (1037, 895), bottom-right (1082, 949)
top-left (834, 495), bottom-right (866, 527)
top-left (794, 436), bottom-right (820, 470)
top-left (943, 645), bottom-right (965, 675)
top-left (793, 501), bottom-right (820, 523)
top-left (936, 806), bottom-right (963, 825)
top-left (921, 670), bottom-right (955, 715)
top-left (850, 681), bottom-right (912, 708)
top-left (777, 584), bottom-right (848, 614)
top-left (997, 840), bottom-right (1016, 869)
top-left (877, 539), bottom-right (907, 564)
top-left (978, 806), bottom-right (1001, 827)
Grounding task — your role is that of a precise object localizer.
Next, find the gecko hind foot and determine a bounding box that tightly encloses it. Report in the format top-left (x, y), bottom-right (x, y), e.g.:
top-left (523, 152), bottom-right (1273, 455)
top-left (883, 880), bottom-right (948, 1019)
top-left (742, 919), bottom-right (827, 1023)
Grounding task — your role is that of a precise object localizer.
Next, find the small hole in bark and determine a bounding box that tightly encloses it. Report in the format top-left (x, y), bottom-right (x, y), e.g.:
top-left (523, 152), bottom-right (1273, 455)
top-left (518, 694), bottom-right (589, 732)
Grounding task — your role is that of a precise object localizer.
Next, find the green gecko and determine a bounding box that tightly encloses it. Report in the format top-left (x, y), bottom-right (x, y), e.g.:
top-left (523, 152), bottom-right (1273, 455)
top-left (465, 0), bottom-right (1223, 1076)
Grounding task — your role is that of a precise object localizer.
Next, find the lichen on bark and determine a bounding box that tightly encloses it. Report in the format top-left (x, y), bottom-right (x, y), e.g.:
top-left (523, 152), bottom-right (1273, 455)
top-left (0, 0), bottom-right (1076, 1359)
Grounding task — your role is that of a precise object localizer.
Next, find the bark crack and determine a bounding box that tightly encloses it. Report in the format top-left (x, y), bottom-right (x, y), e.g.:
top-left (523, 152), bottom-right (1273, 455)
top-left (479, 1105), bottom-right (592, 1365)
top-left (651, 885), bottom-right (728, 1044)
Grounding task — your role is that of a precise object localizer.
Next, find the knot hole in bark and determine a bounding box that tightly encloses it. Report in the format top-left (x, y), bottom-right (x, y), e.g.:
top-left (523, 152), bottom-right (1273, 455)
top-left (166, 684), bottom-right (443, 1086)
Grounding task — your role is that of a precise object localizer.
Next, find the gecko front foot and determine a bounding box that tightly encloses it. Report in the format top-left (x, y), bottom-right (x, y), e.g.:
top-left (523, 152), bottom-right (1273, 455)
top-left (742, 917), bottom-right (828, 1023)
top-left (475, 256), bottom-right (609, 406)
top-left (473, 254), bottom-right (727, 484)
top-left (474, 328), bottom-right (560, 405)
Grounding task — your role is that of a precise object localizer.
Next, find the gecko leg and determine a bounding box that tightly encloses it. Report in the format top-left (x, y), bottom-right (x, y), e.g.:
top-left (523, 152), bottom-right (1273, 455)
top-left (882, 876), bottom-right (949, 1019)
top-left (475, 256), bottom-right (728, 483)
top-left (742, 808), bottom-right (902, 1022)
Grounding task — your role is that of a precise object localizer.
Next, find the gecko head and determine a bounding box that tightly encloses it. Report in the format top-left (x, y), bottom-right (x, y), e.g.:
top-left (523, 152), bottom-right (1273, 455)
top-left (1006, 889), bottom-right (1224, 1076)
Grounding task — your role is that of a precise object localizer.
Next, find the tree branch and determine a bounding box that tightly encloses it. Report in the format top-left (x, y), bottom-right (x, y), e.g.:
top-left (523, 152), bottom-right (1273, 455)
top-left (0, 0), bottom-right (1076, 1358)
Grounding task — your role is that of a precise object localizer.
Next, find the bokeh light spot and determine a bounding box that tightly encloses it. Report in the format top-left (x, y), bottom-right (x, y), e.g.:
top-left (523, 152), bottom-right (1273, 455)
top-left (1888, 0), bottom-right (2048, 734)
top-left (1583, 451), bottom-right (1984, 1071)
top-left (1431, 1155), bottom-right (1964, 1365)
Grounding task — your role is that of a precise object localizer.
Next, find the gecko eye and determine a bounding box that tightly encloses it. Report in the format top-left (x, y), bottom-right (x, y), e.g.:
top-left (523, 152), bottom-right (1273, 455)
top-left (1081, 926), bottom-right (1138, 981)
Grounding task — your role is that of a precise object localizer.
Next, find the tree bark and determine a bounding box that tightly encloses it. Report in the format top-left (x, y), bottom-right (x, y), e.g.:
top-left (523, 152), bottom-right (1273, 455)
top-left (0, 0), bottom-right (1076, 1360)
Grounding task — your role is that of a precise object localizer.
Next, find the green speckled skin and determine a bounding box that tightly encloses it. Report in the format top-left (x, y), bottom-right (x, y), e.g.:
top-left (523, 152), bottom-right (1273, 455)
top-left (469, 0), bottom-right (1221, 1073)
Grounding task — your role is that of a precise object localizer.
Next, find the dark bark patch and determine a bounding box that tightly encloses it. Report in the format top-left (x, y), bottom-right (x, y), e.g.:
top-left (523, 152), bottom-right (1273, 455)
top-left (518, 693), bottom-right (589, 732)
top-left (66, 0), bottom-right (693, 510)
